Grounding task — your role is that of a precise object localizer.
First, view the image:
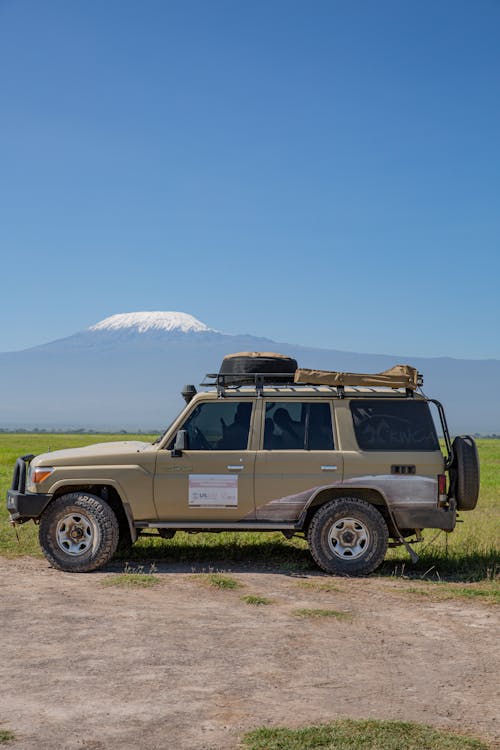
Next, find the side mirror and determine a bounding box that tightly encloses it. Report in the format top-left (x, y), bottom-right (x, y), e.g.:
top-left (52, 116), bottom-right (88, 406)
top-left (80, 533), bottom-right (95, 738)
top-left (171, 429), bottom-right (188, 457)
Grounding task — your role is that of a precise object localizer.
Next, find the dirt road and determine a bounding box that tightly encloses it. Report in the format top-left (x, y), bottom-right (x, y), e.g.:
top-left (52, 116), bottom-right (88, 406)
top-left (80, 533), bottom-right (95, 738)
top-left (0, 557), bottom-right (498, 749)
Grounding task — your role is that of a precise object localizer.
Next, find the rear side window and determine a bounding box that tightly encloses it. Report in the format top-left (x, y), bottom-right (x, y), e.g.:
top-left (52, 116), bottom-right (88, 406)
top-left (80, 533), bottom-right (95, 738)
top-left (264, 402), bottom-right (334, 450)
top-left (350, 400), bottom-right (439, 451)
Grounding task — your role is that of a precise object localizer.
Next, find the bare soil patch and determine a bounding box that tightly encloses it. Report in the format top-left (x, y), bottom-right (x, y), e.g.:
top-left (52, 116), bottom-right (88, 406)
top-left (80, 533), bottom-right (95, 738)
top-left (0, 557), bottom-right (498, 749)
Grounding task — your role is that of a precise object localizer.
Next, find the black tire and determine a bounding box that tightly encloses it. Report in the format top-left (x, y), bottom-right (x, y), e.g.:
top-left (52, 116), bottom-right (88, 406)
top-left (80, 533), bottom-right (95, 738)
top-left (219, 352), bottom-right (297, 385)
top-left (307, 497), bottom-right (388, 576)
top-left (450, 435), bottom-right (480, 511)
top-left (39, 492), bottom-right (119, 572)
top-left (115, 528), bottom-right (134, 554)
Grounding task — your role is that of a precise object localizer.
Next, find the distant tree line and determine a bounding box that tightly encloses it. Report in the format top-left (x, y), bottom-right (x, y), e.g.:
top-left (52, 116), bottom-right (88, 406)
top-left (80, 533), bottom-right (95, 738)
top-left (0, 427), bottom-right (161, 435)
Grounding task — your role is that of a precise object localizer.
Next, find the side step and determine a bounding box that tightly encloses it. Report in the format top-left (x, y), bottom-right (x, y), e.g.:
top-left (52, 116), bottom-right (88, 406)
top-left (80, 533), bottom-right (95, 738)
top-left (135, 521), bottom-right (299, 531)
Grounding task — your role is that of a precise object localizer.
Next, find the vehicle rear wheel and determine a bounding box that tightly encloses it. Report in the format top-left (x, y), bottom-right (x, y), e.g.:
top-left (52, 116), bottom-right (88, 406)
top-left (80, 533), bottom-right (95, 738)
top-left (307, 497), bottom-right (388, 576)
top-left (39, 492), bottom-right (119, 572)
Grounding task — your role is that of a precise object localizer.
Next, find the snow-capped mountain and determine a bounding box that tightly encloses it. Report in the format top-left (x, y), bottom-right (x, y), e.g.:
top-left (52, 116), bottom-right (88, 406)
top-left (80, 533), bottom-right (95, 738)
top-left (89, 311), bottom-right (215, 334)
top-left (0, 311), bottom-right (499, 433)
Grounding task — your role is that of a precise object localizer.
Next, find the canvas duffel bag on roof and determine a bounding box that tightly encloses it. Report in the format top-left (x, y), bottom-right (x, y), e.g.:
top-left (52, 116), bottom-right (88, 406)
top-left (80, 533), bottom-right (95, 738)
top-left (294, 364), bottom-right (421, 390)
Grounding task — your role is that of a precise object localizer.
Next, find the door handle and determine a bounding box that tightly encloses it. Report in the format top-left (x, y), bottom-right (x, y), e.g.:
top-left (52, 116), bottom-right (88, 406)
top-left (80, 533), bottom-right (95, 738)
top-left (227, 465), bottom-right (244, 471)
top-left (321, 465), bottom-right (338, 471)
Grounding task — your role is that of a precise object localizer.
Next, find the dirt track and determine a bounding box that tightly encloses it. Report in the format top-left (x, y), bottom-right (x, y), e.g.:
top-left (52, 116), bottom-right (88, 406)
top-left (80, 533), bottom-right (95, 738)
top-left (0, 557), bottom-right (498, 750)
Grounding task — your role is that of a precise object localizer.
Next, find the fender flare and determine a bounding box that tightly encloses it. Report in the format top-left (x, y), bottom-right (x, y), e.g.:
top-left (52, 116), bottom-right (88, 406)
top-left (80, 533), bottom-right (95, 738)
top-left (48, 479), bottom-right (138, 543)
top-left (297, 483), bottom-right (390, 528)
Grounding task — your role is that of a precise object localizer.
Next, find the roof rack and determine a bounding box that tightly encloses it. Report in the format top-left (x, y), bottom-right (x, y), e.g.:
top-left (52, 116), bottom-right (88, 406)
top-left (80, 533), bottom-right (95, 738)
top-left (201, 372), bottom-right (295, 397)
top-left (200, 372), bottom-right (420, 399)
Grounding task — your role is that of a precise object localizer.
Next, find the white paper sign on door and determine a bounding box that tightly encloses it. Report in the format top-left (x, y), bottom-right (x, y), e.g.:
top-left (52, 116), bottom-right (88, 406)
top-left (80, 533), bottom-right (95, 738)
top-left (188, 474), bottom-right (238, 507)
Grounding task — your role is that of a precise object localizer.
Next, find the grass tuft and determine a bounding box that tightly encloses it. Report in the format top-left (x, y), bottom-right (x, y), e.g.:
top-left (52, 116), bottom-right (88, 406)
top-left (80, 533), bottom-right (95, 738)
top-left (296, 580), bottom-right (341, 592)
top-left (292, 608), bottom-right (351, 619)
top-left (0, 730), bottom-right (15, 745)
top-left (395, 581), bottom-right (499, 604)
top-left (101, 562), bottom-right (159, 587)
top-left (241, 594), bottom-right (273, 606)
top-left (241, 718), bottom-right (490, 750)
top-left (194, 573), bottom-right (242, 589)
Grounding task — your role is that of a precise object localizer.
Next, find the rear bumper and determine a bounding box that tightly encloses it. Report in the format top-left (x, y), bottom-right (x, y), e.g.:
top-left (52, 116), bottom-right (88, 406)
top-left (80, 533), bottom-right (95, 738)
top-left (392, 505), bottom-right (456, 532)
top-left (7, 489), bottom-right (52, 522)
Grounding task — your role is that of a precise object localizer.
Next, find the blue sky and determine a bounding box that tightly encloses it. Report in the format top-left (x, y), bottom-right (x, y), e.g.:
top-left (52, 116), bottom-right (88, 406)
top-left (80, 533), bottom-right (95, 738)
top-left (1, 0), bottom-right (499, 358)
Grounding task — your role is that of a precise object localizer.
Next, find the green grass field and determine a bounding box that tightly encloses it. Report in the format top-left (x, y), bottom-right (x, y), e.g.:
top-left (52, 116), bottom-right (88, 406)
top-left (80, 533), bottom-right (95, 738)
top-left (0, 434), bottom-right (498, 583)
top-left (241, 719), bottom-right (490, 750)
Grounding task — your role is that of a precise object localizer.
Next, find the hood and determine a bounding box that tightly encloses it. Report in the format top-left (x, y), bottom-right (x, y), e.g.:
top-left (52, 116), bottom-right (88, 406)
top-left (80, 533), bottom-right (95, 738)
top-left (32, 441), bottom-right (152, 467)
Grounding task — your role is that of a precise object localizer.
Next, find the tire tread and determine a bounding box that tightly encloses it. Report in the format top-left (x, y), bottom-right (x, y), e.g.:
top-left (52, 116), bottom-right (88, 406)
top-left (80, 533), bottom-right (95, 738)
top-left (39, 492), bottom-right (119, 573)
top-left (307, 496), bottom-right (388, 576)
top-left (451, 436), bottom-right (480, 511)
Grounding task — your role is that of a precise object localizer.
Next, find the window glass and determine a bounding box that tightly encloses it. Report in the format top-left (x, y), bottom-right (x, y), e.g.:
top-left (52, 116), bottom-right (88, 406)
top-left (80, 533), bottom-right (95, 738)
top-left (180, 401), bottom-right (252, 450)
top-left (263, 402), bottom-right (334, 450)
top-left (308, 403), bottom-right (335, 450)
top-left (350, 400), bottom-right (439, 451)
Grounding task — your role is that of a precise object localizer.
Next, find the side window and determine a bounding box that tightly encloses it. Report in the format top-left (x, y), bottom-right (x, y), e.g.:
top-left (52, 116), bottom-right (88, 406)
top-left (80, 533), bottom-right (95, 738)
top-left (308, 403), bottom-right (335, 450)
top-left (263, 402), bottom-right (334, 450)
top-left (350, 400), bottom-right (439, 451)
top-left (180, 401), bottom-right (252, 450)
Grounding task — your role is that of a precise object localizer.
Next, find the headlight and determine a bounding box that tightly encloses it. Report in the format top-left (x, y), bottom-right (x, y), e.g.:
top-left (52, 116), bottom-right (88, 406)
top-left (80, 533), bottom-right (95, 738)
top-left (28, 466), bottom-right (55, 491)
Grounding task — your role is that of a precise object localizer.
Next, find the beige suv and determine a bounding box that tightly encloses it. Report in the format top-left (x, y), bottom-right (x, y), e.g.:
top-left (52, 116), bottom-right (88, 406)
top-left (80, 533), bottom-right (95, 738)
top-left (7, 352), bottom-right (480, 575)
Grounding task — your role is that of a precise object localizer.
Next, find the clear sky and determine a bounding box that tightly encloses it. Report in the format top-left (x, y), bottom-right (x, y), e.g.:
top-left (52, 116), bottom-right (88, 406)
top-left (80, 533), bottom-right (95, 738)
top-left (1, 0), bottom-right (499, 358)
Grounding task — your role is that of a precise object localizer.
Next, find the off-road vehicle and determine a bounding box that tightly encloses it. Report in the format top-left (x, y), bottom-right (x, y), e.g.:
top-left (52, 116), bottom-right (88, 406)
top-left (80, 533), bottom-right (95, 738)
top-left (7, 352), bottom-right (480, 575)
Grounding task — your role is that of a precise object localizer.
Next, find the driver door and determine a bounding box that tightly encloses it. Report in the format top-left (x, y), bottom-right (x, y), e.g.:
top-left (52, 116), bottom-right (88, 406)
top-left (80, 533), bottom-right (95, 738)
top-left (154, 400), bottom-right (256, 522)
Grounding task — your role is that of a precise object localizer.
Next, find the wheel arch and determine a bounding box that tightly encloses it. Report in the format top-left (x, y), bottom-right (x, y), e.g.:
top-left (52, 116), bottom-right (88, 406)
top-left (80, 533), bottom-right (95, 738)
top-left (299, 486), bottom-right (394, 535)
top-left (50, 483), bottom-right (137, 545)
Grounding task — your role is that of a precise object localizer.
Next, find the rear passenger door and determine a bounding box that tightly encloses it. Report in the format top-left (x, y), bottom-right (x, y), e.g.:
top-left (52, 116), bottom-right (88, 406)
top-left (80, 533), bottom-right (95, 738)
top-left (254, 400), bottom-right (344, 521)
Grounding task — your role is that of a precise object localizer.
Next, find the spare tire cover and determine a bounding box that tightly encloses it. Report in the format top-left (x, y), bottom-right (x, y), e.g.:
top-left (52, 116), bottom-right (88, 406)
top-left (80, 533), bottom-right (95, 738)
top-left (450, 435), bottom-right (480, 511)
top-left (219, 352), bottom-right (298, 385)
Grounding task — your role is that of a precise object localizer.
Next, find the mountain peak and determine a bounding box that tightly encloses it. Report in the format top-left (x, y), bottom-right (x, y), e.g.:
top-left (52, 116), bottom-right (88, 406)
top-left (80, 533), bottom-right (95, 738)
top-left (89, 311), bottom-right (214, 334)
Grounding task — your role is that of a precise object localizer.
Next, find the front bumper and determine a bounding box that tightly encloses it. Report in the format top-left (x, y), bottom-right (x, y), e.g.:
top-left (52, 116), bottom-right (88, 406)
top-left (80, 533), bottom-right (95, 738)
top-left (393, 504), bottom-right (456, 532)
top-left (7, 454), bottom-right (52, 523)
top-left (6, 489), bottom-right (52, 523)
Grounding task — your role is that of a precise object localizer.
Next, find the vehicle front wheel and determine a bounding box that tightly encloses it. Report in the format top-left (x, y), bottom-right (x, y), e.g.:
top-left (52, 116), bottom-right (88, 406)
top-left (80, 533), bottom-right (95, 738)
top-left (39, 492), bottom-right (119, 572)
top-left (307, 497), bottom-right (388, 576)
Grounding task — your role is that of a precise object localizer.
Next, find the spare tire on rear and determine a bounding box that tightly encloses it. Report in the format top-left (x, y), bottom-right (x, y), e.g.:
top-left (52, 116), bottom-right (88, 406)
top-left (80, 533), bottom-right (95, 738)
top-left (450, 435), bottom-right (480, 511)
top-left (219, 352), bottom-right (297, 385)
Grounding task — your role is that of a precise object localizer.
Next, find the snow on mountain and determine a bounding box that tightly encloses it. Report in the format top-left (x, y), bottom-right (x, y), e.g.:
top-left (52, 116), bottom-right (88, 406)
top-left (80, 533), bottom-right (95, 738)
top-left (89, 311), bottom-right (215, 334)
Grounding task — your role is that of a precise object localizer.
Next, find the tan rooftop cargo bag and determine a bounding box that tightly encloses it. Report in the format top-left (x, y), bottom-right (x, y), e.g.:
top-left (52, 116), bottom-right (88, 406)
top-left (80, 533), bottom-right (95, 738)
top-left (294, 364), bottom-right (421, 390)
